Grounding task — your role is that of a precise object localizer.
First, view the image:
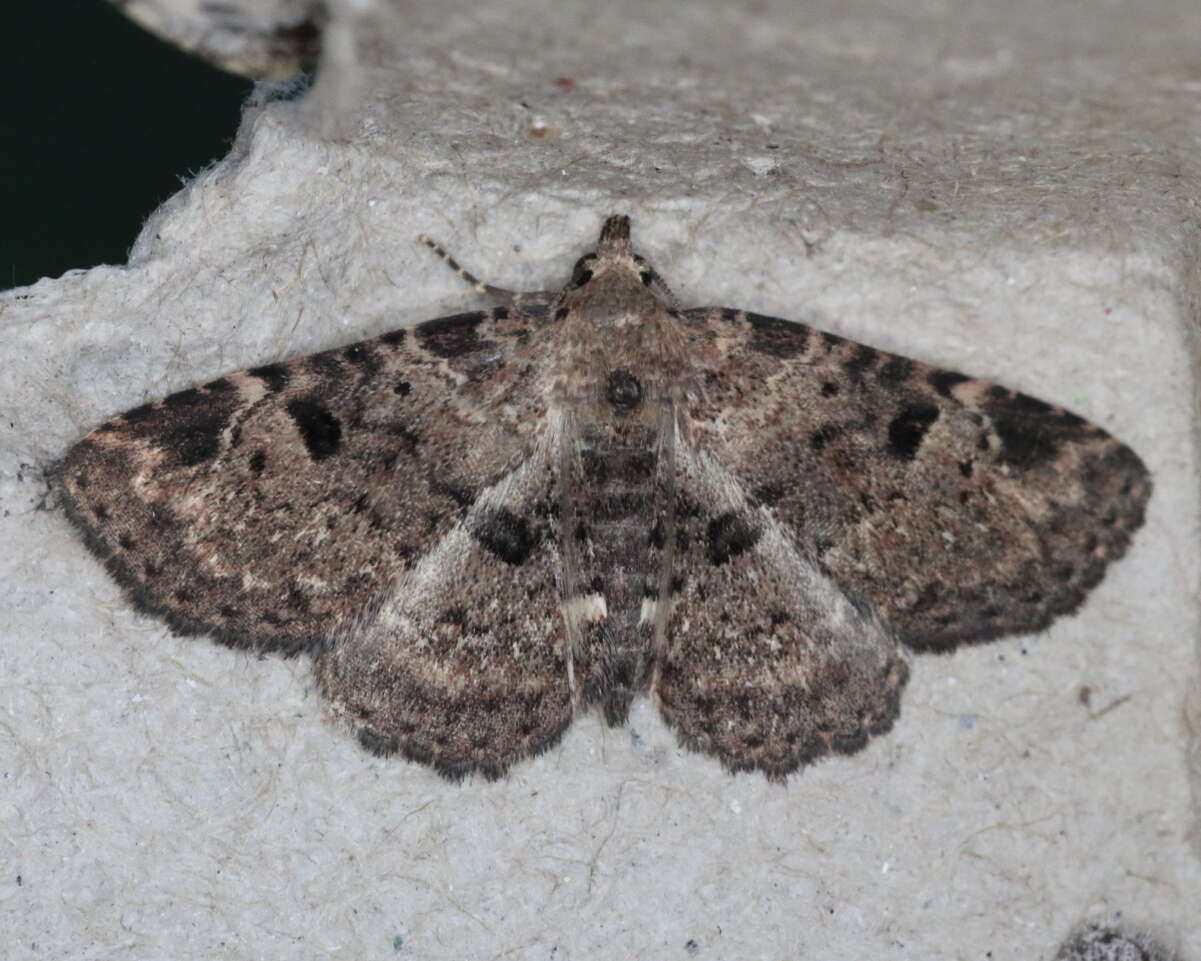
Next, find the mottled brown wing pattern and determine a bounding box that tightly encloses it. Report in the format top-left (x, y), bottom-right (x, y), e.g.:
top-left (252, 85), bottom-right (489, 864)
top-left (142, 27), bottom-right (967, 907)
top-left (54, 306), bottom-right (552, 654)
top-left (653, 447), bottom-right (908, 780)
top-left (679, 307), bottom-right (1151, 652)
top-left (313, 444), bottom-right (572, 781)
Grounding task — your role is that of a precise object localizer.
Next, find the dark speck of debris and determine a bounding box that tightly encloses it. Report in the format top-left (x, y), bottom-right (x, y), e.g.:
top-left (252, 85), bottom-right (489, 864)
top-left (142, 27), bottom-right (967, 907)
top-left (1054, 922), bottom-right (1179, 961)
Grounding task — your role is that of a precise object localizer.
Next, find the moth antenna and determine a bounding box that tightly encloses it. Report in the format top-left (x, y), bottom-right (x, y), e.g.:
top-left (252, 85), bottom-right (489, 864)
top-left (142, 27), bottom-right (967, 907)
top-left (417, 234), bottom-right (557, 308)
top-left (416, 234), bottom-right (494, 295)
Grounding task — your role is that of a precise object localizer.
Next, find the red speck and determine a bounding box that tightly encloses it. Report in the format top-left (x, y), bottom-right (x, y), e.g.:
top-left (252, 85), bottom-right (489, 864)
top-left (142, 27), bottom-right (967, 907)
top-left (554, 77), bottom-right (575, 90)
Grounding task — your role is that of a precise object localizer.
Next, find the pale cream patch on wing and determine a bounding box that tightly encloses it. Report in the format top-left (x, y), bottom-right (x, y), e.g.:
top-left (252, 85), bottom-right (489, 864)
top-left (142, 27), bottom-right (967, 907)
top-left (561, 592), bottom-right (608, 625)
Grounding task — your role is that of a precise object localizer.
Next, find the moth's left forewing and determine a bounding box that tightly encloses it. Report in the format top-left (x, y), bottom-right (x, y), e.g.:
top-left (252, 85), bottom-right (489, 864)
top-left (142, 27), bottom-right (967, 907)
top-left (678, 306), bottom-right (1151, 653)
top-left (53, 304), bottom-right (557, 655)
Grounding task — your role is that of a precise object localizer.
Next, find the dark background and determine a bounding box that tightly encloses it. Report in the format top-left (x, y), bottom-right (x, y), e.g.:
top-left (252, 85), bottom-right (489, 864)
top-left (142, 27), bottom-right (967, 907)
top-left (1, 1), bottom-right (252, 290)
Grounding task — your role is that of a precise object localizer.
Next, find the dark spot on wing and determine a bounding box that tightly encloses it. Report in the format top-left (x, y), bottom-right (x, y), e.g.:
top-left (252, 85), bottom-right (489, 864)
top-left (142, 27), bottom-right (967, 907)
top-left (820, 381), bottom-right (840, 397)
top-left (168, 408), bottom-right (231, 467)
top-left (249, 364), bottom-right (290, 392)
top-left (983, 387), bottom-right (1101, 468)
top-left (381, 329), bottom-right (406, 346)
top-left (927, 369), bottom-right (969, 398)
top-left (342, 343), bottom-right (374, 365)
top-left (249, 450), bottom-right (267, 474)
top-left (472, 507), bottom-right (538, 565)
top-left (744, 311), bottom-right (810, 358)
top-left (394, 381), bottom-right (412, 396)
top-left (416, 312), bottom-right (485, 358)
top-left (991, 414), bottom-right (1060, 467)
top-left (123, 403), bottom-right (155, 424)
top-left (163, 388), bottom-right (203, 410)
top-left (286, 397), bottom-right (342, 460)
top-left (887, 403), bottom-right (940, 460)
top-left (706, 511), bottom-right (761, 565)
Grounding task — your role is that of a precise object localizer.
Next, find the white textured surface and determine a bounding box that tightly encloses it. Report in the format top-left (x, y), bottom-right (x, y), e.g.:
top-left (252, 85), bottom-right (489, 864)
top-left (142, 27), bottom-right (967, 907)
top-left (4, 1), bottom-right (1201, 958)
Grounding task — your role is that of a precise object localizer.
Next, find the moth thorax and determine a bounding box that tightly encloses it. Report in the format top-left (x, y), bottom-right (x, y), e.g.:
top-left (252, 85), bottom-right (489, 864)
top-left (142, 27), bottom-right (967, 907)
top-left (606, 369), bottom-right (643, 414)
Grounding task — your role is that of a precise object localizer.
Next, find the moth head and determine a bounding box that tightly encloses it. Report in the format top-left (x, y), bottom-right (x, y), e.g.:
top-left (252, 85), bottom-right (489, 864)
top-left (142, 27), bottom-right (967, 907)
top-left (563, 215), bottom-right (680, 310)
top-left (567, 216), bottom-right (630, 289)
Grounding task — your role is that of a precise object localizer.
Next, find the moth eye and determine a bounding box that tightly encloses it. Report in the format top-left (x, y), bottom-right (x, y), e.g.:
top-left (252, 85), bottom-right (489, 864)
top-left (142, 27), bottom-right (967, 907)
top-left (570, 256), bottom-right (595, 287)
top-left (639, 269), bottom-right (655, 286)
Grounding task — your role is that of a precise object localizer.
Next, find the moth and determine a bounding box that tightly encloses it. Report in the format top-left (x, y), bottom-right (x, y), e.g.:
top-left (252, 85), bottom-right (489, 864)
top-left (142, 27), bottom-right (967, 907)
top-left (54, 216), bottom-right (1151, 781)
